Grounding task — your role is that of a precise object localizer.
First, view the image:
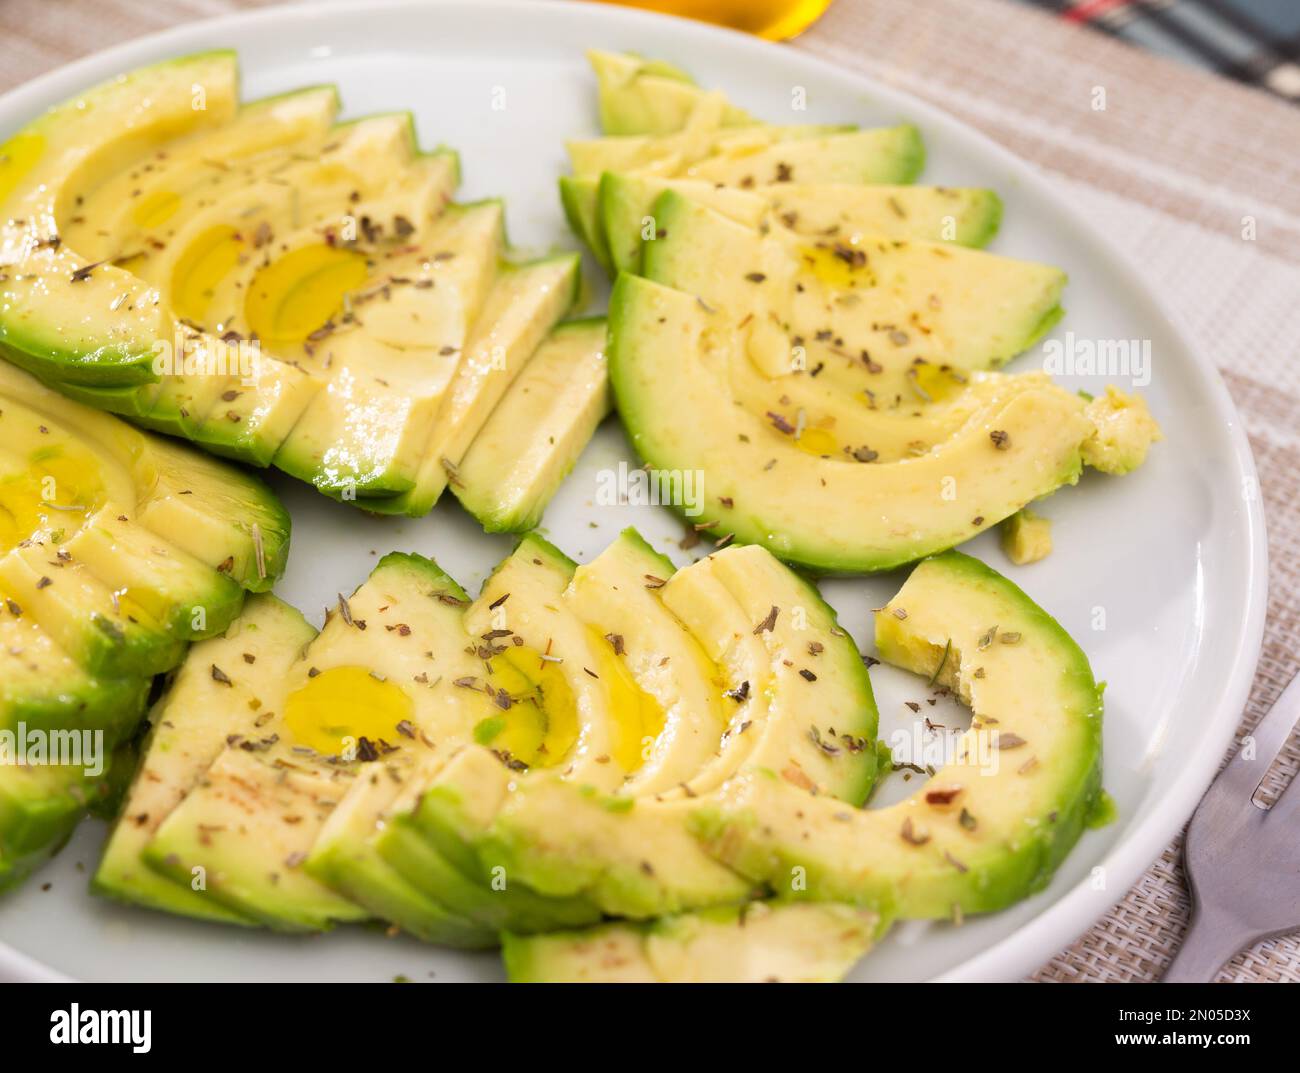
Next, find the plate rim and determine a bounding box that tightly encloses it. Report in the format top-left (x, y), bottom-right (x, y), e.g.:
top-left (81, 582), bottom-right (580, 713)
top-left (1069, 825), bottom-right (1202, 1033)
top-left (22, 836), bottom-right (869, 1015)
top-left (0, 0), bottom-right (1269, 983)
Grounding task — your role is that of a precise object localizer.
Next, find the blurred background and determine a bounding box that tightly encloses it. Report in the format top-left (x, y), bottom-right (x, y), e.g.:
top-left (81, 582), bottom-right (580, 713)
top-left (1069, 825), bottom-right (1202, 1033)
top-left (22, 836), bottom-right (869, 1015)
top-left (597, 0), bottom-right (1300, 102)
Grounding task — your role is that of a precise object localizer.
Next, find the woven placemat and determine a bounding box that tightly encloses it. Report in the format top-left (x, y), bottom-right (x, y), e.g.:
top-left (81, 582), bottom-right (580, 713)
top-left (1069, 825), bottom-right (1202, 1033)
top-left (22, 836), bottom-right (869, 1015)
top-left (1, 0), bottom-right (1296, 982)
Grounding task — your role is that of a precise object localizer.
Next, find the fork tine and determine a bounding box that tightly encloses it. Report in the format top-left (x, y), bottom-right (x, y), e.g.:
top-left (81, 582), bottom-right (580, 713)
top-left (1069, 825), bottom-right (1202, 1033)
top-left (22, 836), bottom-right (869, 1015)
top-left (1204, 671), bottom-right (1300, 806)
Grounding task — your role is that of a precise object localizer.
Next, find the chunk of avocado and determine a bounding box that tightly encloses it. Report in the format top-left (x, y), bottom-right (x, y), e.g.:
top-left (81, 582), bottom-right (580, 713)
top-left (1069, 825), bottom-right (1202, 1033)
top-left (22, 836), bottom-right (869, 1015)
top-left (691, 551), bottom-right (1104, 920)
top-left (1080, 386), bottom-right (1163, 475)
top-left (609, 273), bottom-right (1157, 573)
top-left (452, 318), bottom-right (611, 532)
top-left (600, 172), bottom-right (1002, 274)
top-left (1000, 508), bottom-right (1052, 565)
top-left (502, 901), bottom-right (880, 983)
top-left (412, 542), bottom-right (879, 920)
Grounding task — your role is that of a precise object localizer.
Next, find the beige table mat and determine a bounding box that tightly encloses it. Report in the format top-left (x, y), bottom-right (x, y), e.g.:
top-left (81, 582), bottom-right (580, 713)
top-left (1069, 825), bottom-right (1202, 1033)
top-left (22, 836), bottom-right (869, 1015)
top-left (1, 0), bottom-right (1297, 983)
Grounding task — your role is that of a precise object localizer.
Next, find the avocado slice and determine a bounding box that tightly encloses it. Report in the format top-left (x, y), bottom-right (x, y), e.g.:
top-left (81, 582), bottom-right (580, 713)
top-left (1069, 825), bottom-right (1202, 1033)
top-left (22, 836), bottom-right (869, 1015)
top-left (502, 901), bottom-right (880, 983)
top-left (367, 254), bottom-right (583, 517)
top-left (406, 541), bottom-right (880, 920)
top-left (271, 197), bottom-right (503, 498)
top-left (377, 529), bottom-right (839, 933)
top-left (609, 270), bottom-right (1158, 573)
top-left (692, 551), bottom-right (1105, 920)
top-left (600, 173), bottom-right (1002, 274)
top-left (588, 49), bottom-right (752, 136)
top-left (562, 119), bottom-right (921, 270)
top-left (644, 190), bottom-right (1062, 395)
top-left (0, 52), bottom-right (239, 387)
top-left (93, 594), bottom-right (314, 925)
top-left (452, 318), bottom-right (611, 532)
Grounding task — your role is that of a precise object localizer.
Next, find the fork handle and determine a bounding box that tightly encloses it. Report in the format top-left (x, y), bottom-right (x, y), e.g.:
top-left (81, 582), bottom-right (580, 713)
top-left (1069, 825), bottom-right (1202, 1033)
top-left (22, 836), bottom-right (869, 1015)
top-left (1163, 908), bottom-right (1255, 983)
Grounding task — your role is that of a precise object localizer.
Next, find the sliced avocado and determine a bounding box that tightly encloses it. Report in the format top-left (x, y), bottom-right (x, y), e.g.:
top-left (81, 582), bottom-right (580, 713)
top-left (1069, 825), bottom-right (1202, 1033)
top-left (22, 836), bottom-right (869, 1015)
top-left (2, 56), bottom-right (580, 523)
top-left (0, 607), bottom-right (148, 743)
top-left (0, 359), bottom-right (289, 892)
top-left (644, 190), bottom-right (1062, 392)
top-left (135, 436), bottom-right (290, 592)
top-left (561, 116), bottom-right (919, 269)
top-left (588, 48), bottom-right (752, 136)
top-left (0, 51), bottom-right (239, 387)
top-left (566, 120), bottom-right (855, 180)
top-left (93, 594), bottom-right (314, 924)
top-left (608, 272), bottom-right (1157, 573)
top-left (559, 176), bottom-right (615, 275)
top-left (503, 901), bottom-right (879, 983)
top-left (300, 556), bottom-right (512, 947)
top-left (379, 746), bottom-right (602, 935)
top-left (564, 528), bottom-right (734, 795)
top-left (452, 318), bottom-right (610, 532)
top-left (373, 533), bottom-right (663, 934)
top-left (63, 84), bottom-right (341, 266)
top-left (272, 197), bottom-right (503, 498)
top-left (600, 173), bottom-right (1002, 274)
top-left (369, 254), bottom-right (582, 517)
top-left (425, 542), bottom-right (879, 919)
top-left (691, 551), bottom-right (1105, 919)
top-left (141, 552), bottom-right (491, 932)
top-left (305, 753), bottom-right (497, 948)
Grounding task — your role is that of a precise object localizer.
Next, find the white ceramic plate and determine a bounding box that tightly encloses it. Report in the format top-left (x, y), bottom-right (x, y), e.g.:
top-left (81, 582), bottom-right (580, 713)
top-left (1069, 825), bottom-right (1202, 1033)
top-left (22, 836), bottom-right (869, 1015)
top-left (0, 0), bottom-right (1266, 983)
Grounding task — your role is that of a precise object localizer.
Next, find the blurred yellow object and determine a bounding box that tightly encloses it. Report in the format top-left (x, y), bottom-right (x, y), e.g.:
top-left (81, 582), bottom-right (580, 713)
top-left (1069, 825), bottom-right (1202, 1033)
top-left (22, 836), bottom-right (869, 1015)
top-left (591, 0), bottom-right (834, 40)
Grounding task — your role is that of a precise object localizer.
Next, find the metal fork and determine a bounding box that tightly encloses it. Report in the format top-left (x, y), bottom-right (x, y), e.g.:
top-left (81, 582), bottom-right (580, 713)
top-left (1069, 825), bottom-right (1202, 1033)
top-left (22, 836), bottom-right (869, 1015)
top-left (1164, 671), bottom-right (1300, 982)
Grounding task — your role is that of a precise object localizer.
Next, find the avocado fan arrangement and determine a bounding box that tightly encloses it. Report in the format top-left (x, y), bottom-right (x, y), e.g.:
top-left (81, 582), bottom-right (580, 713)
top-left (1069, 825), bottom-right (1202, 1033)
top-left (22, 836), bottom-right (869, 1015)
top-left (0, 49), bottom-right (1165, 982)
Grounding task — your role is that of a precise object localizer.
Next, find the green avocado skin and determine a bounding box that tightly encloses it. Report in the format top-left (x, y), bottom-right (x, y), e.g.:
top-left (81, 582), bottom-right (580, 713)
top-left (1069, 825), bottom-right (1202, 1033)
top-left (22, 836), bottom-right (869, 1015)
top-left (0, 743), bottom-right (141, 894)
top-left (689, 551), bottom-right (1104, 921)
